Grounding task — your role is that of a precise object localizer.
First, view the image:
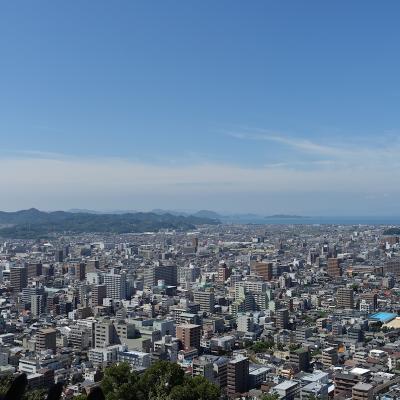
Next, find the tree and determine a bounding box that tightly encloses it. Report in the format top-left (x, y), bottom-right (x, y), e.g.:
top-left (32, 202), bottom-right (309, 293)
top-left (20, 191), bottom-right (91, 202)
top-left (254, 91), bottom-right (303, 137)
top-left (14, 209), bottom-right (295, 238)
top-left (169, 376), bottom-right (220, 400)
top-left (139, 361), bottom-right (185, 400)
top-left (101, 362), bottom-right (142, 400)
top-left (261, 393), bottom-right (279, 400)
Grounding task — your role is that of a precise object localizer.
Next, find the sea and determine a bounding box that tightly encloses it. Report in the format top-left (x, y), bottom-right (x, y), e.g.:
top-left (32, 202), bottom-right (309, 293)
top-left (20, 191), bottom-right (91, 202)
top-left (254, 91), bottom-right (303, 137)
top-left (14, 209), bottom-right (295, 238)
top-left (221, 216), bottom-right (400, 226)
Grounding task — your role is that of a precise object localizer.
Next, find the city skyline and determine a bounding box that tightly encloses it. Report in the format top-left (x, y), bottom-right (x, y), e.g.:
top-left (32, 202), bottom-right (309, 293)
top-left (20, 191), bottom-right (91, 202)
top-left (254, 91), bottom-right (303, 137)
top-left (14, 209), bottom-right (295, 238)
top-left (2, 1), bottom-right (400, 214)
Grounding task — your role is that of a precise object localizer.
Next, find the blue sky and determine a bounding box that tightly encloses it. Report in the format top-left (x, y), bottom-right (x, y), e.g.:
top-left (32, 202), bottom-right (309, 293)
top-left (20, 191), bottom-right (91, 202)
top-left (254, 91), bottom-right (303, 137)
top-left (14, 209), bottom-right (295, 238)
top-left (1, 1), bottom-right (400, 214)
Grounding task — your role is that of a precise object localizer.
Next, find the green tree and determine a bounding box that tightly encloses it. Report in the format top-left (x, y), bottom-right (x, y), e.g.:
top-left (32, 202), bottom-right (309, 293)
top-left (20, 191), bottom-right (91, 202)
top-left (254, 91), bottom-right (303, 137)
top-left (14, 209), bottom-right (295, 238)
top-left (101, 362), bottom-right (142, 400)
top-left (169, 376), bottom-right (220, 400)
top-left (261, 393), bottom-right (279, 400)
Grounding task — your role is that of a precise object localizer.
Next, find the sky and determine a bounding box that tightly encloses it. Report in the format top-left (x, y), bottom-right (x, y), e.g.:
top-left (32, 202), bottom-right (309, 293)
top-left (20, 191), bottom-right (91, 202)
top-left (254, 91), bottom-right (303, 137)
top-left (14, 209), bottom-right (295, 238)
top-left (1, 1), bottom-right (400, 215)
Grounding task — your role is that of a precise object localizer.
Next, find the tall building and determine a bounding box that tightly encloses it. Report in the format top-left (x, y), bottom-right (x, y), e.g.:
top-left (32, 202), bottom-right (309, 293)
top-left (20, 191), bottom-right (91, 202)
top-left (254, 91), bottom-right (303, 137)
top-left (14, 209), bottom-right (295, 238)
top-left (327, 258), bottom-right (341, 277)
top-left (218, 264), bottom-right (230, 283)
top-left (176, 324), bottom-right (201, 351)
top-left (31, 294), bottom-right (45, 317)
top-left (227, 356), bottom-right (249, 397)
top-left (36, 328), bottom-right (57, 352)
top-left (289, 348), bottom-right (310, 372)
top-left (104, 270), bottom-right (127, 300)
top-left (251, 262), bottom-right (273, 281)
top-left (275, 308), bottom-right (289, 329)
top-left (144, 263), bottom-right (178, 288)
top-left (94, 320), bottom-right (118, 348)
top-left (193, 289), bottom-right (215, 314)
top-left (26, 263), bottom-right (42, 278)
top-left (10, 265), bottom-right (28, 293)
top-left (92, 284), bottom-right (107, 307)
top-left (337, 287), bottom-right (354, 309)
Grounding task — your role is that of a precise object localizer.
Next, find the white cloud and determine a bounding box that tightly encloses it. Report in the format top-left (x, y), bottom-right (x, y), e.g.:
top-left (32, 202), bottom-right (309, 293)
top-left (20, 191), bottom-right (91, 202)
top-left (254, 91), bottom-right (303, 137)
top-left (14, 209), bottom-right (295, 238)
top-left (1, 154), bottom-right (400, 212)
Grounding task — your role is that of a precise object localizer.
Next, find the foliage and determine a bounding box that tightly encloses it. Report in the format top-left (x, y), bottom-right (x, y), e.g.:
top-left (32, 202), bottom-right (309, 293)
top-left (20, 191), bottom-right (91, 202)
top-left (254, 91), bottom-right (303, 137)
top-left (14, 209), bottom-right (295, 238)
top-left (0, 375), bottom-right (47, 400)
top-left (261, 393), bottom-right (279, 400)
top-left (250, 340), bottom-right (274, 353)
top-left (383, 228), bottom-right (400, 235)
top-left (100, 361), bottom-right (220, 400)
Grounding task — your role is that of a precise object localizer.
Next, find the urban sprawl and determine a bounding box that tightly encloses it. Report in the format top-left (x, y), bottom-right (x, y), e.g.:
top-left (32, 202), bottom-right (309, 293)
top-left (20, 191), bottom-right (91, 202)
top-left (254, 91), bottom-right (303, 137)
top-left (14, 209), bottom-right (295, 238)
top-left (2, 223), bottom-right (400, 399)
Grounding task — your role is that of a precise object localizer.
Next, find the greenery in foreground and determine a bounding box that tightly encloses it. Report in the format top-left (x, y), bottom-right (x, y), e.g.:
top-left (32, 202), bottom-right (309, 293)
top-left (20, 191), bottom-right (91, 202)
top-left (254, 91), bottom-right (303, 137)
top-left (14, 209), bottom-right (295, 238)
top-left (0, 361), bottom-right (220, 400)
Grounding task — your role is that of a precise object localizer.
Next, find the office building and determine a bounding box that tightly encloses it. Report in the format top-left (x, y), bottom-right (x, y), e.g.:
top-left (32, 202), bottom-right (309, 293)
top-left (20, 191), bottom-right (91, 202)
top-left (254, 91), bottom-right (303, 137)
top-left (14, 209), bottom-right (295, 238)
top-left (10, 265), bottom-right (28, 293)
top-left (92, 284), bottom-right (107, 307)
top-left (144, 263), bottom-right (177, 288)
top-left (251, 262), bottom-right (273, 281)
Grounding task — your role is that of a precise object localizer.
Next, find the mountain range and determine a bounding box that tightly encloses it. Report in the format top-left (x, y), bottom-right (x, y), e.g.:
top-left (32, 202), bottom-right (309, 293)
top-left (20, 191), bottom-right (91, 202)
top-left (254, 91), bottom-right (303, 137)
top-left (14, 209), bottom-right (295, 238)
top-left (0, 208), bottom-right (219, 239)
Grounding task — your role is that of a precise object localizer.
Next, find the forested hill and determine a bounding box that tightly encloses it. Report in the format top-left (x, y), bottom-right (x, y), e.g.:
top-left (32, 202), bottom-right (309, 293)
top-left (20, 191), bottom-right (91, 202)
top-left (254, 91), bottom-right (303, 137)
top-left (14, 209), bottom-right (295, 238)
top-left (0, 208), bottom-right (219, 238)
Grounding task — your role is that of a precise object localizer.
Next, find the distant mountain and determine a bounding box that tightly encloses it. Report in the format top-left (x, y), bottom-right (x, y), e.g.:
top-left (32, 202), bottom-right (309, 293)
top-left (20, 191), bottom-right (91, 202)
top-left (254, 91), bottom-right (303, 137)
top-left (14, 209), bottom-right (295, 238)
top-left (151, 209), bottom-right (189, 217)
top-left (0, 209), bottom-right (219, 239)
top-left (265, 214), bottom-right (308, 219)
top-left (192, 210), bottom-right (221, 219)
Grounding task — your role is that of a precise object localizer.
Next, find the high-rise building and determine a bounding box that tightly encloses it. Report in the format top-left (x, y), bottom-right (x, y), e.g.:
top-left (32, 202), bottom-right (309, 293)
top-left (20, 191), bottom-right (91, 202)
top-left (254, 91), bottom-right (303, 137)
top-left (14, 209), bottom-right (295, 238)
top-left (26, 263), bottom-right (42, 278)
top-left (337, 287), bottom-right (354, 309)
top-left (227, 355), bottom-right (249, 397)
top-left (104, 270), bottom-right (127, 300)
top-left (289, 348), bottom-right (310, 372)
top-left (36, 328), bottom-right (57, 352)
top-left (94, 320), bottom-right (118, 348)
top-left (275, 308), bottom-right (289, 330)
top-left (327, 258), bottom-right (341, 277)
top-left (10, 265), bottom-right (28, 293)
top-left (176, 324), bottom-right (201, 351)
top-left (251, 262), bottom-right (273, 281)
top-left (31, 294), bottom-right (45, 317)
top-left (193, 289), bottom-right (215, 314)
top-left (92, 284), bottom-right (107, 307)
top-left (144, 263), bottom-right (177, 288)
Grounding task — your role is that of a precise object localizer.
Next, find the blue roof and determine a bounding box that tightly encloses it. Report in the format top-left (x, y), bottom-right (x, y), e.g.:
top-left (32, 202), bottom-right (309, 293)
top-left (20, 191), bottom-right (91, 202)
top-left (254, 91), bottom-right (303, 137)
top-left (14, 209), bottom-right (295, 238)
top-left (368, 312), bottom-right (397, 323)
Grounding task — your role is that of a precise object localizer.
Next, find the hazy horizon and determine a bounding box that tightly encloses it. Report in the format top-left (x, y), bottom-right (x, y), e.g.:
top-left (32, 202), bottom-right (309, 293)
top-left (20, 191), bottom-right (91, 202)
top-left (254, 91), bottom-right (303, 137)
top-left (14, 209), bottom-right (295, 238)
top-left (2, 1), bottom-right (400, 214)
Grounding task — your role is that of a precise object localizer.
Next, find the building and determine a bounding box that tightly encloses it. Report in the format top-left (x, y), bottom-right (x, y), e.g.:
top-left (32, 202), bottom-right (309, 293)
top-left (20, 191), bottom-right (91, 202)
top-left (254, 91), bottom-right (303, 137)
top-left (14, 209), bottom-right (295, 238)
top-left (176, 324), bottom-right (201, 351)
top-left (385, 257), bottom-right (400, 277)
top-left (251, 262), bottom-right (273, 281)
top-left (289, 347), bottom-right (310, 372)
top-left (36, 328), bottom-right (56, 352)
top-left (92, 284), bottom-right (107, 307)
top-left (104, 270), bottom-right (127, 300)
top-left (227, 355), bottom-right (249, 397)
top-left (31, 294), bottom-right (46, 317)
top-left (352, 382), bottom-right (374, 400)
top-left (327, 257), bottom-right (341, 277)
top-left (94, 320), bottom-right (118, 348)
top-left (272, 380), bottom-right (300, 400)
top-left (322, 346), bottom-right (338, 368)
top-left (10, 265), bottom-right (28, 292)
top-left (144, 263), bottom-right (178, 288)
top-left (192, 357), bottom-right (215, 383)
top-left (193, 289), bottom-right (215, 314)
top-left (337, 287), bottom-right (354, 309)
top-left (275, 308), bottom-right (289, 329)
top-left (218, 264), bottom-right (230, 282)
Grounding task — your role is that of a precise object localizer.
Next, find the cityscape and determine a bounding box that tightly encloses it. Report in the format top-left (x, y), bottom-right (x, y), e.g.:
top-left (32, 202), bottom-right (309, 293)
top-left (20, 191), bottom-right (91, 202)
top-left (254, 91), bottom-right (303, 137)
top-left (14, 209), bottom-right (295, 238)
top-left (1, 218), bottom-right (400, 399)
top-left (2, 1), bottom-right (400, 400)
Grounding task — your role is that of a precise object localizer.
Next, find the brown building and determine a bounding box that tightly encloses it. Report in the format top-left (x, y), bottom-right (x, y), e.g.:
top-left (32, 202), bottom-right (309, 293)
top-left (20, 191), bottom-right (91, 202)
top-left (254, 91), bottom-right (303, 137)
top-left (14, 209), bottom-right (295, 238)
top-left (361, 292), bottom-right (378, 311)
top-left (218, 265), bottom-right (231, 283)
top-left (337, 287), bottom-right (354, 309)
top-left (334, 372), bottom-right (359, 398)
top-left (92, 284), bottom-right (107, 307)
top-left (176, 324), bottom-right (201, 350)
top-left (252, 262), bottom-right (273, 281)
top-left (36, 328), bottom-right (57, 352)
top-left (327, 257), bottom-right (341, 277)
top-left (385, 257), bottom-right (400, 277)
top-left (227, 356), bottom-right (249, 397)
